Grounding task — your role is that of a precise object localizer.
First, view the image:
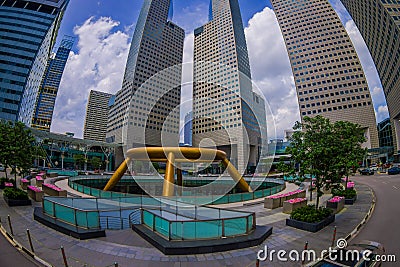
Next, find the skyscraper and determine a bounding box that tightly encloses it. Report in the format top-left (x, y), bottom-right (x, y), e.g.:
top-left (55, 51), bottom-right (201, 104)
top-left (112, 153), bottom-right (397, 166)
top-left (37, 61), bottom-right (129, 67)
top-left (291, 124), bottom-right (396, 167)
top-left (106, 0), bottom-right (185, 162)
top-left (31, 36), bottom-right (74, 131)
top-left (339, 0), bottom-right (400, 153)
top-left (184, 111), bottom-right (192, 146)
top-left (84, 90), bottom-right (113, 142)
top-left (271, 0), bottom-right (379, 149)
top-left (192, 0), bottom-right (267, 173)
top-left (0, 0), bottom-right (69, 123)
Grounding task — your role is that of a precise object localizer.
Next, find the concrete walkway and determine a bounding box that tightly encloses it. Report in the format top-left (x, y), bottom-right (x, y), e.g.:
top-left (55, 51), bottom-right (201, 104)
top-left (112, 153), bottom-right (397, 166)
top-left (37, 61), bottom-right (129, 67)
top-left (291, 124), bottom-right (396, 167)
top-left (0, 179), bottom-right (374, 267)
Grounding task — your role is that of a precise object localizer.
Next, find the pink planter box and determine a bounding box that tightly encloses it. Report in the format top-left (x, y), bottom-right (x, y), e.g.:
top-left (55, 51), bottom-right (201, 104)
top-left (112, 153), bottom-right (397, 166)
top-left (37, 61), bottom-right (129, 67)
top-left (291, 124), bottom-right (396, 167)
top-left (42, 184), bottom-right (67, 197)
top-left (20, 179), bottom-right (30, 190)
top-left (27, 186), bottom-right (43, 202)
top-left (283, 198), bottom-right (307, 214)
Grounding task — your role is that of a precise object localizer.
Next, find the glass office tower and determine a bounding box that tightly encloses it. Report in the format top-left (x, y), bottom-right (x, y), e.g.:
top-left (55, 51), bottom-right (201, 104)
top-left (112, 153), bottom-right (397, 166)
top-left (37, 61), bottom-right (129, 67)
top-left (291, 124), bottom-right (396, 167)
top-left (340, 0), bottom-right (400, 153)
top-left (0, 0), bottom-right (69, 123)
top-left (106, 0), bottom-right (185, 165)
top-left (31, 36), bottom-right (74, 131)
top-left (271, 0), bottom-right (379, 149)
top-left (192, 0), bottom-right (267, 173)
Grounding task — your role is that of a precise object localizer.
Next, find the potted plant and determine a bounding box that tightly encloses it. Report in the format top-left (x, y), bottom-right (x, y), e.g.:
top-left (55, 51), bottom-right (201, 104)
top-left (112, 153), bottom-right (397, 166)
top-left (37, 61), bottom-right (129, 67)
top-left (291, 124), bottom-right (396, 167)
top-left (264, 195), bottom-right (281, 209)
top-left (326, 196), bottom-right (345, 213)
top-left (35, 175), bottom-right (44, 187)
top-left (20, 178), bottom-right (30, 190)
top-left (3, 187), bottom-right (31, 206)
top-left (42, 183), bottom-right (67, 197)
top-left (286, 205), bottom-right (334, 232)
top-left (332, 187), bottom-right (357, 205)
top-left (27, 185), bottom-right (44, 201)
top-left (283, 198), bottom-right (307, 214)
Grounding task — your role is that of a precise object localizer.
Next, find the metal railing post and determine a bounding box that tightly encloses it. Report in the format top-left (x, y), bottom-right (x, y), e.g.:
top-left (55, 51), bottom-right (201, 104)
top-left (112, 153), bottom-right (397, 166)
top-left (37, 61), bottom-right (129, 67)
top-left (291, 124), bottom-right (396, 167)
top-left (27, 229), bottom-right (34, 253)
top-left (7, 215), bottom-right (13, 236)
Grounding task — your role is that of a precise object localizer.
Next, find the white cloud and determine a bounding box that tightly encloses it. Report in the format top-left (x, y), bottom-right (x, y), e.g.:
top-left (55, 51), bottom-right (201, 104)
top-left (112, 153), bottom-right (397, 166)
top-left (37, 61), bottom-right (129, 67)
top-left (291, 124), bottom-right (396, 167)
top-left (51, 17), bottom-right (130, 137)
top-left (245, 7), bottom-right (300, 138)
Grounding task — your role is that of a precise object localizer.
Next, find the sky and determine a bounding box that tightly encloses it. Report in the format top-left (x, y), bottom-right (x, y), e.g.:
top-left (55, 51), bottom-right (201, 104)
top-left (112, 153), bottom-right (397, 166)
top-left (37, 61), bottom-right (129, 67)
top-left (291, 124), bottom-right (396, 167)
top-left (51, 0), bottom-right (389, 140)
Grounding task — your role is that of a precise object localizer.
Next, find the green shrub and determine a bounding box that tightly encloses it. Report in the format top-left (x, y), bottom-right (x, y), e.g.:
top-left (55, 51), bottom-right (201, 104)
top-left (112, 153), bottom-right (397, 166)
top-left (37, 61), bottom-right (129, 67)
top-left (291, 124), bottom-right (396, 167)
top-left (3, 187), bottom-right (29, 200)
top-left (332, 188), bottom-right (357, 199)
top-left (291, 205), bottom-right (332, 223)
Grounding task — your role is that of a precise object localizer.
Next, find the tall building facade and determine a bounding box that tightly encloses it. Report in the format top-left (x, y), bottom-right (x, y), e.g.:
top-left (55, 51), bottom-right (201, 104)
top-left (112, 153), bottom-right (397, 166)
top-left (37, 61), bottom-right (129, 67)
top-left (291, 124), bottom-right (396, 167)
top-left (192, 0), bottom-right (267, 173)
top-left (0, 0), bottom-right (69, 123)
top-left (339, 0), bottom-right (400, 153)
top-left (183, 111), bottom-right (192, 146)
top-left (271, 0), bottom-right (379, 149)
top-left (31, 36), bottom-right (74, 131)
top-left (84, 90), bottom-right (113, 142)
top-left (106, 0), bottom-right (184, 160)
top-left (378, 118), bottom-right (393, 148)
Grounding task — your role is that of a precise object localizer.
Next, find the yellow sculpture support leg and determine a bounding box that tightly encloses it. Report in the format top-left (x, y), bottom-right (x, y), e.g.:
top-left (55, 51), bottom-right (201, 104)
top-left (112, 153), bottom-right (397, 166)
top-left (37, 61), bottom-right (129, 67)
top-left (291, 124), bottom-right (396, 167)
top-left (222, 158), bottom-right (253, 192)
top-left (103, 157), bottom-right (130, 191)
top-left (176, 163), bottom-right (183, 196)
top-left (162, 152), bottom-right (175, 197)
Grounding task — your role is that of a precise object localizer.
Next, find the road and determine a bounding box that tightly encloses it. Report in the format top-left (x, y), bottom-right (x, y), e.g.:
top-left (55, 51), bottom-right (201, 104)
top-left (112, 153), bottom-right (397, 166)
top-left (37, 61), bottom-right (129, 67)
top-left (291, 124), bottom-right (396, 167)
top-left (352, 173), bottom-right (400, 266)
top-left (0, 231), bottom-right (40, 266)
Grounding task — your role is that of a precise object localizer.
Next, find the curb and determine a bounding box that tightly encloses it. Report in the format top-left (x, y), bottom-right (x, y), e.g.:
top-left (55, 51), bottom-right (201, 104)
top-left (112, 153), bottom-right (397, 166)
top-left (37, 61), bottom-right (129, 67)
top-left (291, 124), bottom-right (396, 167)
top-left (344, 186), bottom-right (376, 242)
top-left (0, 224), bottom-right (53, 267)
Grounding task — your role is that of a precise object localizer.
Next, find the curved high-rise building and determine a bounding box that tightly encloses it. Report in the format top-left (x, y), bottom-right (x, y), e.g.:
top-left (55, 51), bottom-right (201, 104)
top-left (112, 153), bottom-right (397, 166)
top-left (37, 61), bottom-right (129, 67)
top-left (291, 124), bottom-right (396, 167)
top-left (271, 0), bottom-right (379, 149)
top-left (0, 0), bottom-right (69, 123)
top-left (31, 36), bottom-right (74, 131)
top-left (339, 0), bottom-right (400, 154)
top-left (192, 0), bottom-right (267, 173)
top-left (106, 0), bottom-right (185, 165)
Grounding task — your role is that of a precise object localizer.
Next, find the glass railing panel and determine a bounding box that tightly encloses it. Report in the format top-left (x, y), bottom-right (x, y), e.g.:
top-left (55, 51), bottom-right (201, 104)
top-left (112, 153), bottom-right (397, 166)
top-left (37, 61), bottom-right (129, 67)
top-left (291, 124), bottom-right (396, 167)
top-left (195, 220), bottom-right (221, 239)
top-left (87, 211), bottom-right (100, 228)
top-left (142, 210), bottom-right (154, 229)
top-left (254, 190), bottom-right (264, 198)
top-left (247, 215), bottom-right (254, 231)
top-left (212, 195), bottom-right (229, 204)
top-left (182, 221), bottom-right (196, 239)
top-left (43, 199), bottom-right (54, 216)
top-left (76, 210), bottom-right (88, 228)
top-left (54, 204), bottom-right (75, 225)
top-left (242, 192), bottom-right (254, 202)
top-left (154, 216), bottom-right (169, 238)
top-left (224, 217), bottom-right (247, 237)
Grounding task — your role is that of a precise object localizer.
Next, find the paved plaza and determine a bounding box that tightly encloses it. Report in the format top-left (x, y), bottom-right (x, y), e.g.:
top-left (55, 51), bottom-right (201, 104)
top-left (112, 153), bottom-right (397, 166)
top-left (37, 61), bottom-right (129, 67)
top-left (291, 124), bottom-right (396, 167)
top-left (0, 177), bottom-right (374, 267)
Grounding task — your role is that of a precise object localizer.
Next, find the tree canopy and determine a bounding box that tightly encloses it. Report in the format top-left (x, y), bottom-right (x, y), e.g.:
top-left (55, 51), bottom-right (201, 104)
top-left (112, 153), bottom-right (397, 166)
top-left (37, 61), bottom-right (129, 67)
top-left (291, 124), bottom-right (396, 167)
top-left (0, 121), bottom-right (36, 186)
top-left (287, 116), bottom-right (366, 208)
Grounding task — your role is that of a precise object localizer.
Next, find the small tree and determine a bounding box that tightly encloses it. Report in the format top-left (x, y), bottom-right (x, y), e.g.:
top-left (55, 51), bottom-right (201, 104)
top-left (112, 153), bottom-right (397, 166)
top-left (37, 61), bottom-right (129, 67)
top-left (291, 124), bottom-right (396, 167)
top-left (287, 116), bottom-right (367, 209)
top-left (73, 154), bottom-right (86, 170)
top-left (276, 156), bottom-right (291, 178)
top-left (90, 157), bottom-right (102, 170)
top-left (331, 121), bottom-right (367, 189)
top-left (0, 121), bottom-right (36, 187)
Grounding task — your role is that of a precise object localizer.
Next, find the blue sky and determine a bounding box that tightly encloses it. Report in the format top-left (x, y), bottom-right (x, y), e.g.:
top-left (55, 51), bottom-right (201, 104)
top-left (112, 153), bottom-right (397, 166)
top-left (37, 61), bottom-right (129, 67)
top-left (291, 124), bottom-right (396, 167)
top-left (51, 0), bottom-right (389, 139)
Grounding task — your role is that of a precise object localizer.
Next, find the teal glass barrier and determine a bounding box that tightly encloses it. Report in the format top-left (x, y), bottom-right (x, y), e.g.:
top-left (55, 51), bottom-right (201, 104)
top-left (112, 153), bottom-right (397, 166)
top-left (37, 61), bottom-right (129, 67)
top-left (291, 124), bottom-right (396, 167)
top-left (196, 220), bottom-right (221, 239)
top-left (143, 210), bottom-right (154, 229)
top-left (154, 216), bottom-right (169, 238)
top-left (248, 215), bottom-right (254, 231)
top-left (182, 221), bottom-right (196, 239)
top-left (43, 200), bottom-right (54, 216)
top-left (224, 217), bottom-right (247, 237)
top-left (87, 211), bottom-right (99, 228)
top-left (54, 204), bottom-right (75, 225)
top-left (254, 190), bottom-right (263, 198)
top-left (170, 221), bottom-right (183, 239)
top-left (242, 192), bottom-right (253, 201)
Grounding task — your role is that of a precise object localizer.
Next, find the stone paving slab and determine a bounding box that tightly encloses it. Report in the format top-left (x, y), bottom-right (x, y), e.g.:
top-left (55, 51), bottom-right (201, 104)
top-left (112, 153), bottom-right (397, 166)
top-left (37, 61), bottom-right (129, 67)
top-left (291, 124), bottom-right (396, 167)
top-left (0, 180), bottom-right (373, 267)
